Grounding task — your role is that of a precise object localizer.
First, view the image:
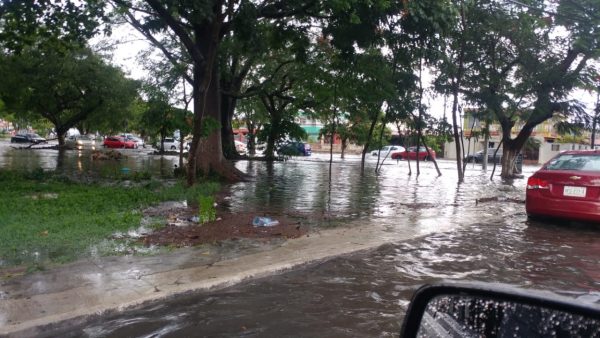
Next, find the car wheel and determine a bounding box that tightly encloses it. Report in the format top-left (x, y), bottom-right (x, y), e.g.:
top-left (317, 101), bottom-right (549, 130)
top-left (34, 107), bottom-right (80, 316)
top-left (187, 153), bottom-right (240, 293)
top-left (121, 144), bottom-right (125, 148)
top-left (171, 145), bottom-right (177, 150)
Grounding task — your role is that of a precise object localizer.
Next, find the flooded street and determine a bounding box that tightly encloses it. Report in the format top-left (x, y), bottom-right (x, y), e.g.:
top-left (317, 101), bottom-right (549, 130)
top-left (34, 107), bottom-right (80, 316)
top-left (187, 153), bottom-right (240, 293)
top-left (0, 141), bottom-right (178, 178)
top-left (68, 219), bottom-right (599, 337)
top-left (12, 150), bottom-right (595, 337)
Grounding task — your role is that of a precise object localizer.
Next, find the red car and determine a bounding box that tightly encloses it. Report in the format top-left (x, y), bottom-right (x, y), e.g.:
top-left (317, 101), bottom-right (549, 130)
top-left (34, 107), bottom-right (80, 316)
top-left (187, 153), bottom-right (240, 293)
top-left (392, 146), bottom-right (436, 161)
top-left (526, 150), bottom-right (600, 222)
top-left (103, 136), bottom-right (136, 149)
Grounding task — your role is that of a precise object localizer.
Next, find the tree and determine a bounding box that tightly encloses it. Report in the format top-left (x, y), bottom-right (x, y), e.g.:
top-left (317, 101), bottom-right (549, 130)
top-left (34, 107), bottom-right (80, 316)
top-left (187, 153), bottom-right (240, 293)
top-left (449, 0), bottom-right (600, 178)
top-left (111, 0), bottom-right (327, 184)
top-left (0, 46), bottom-right (138, 145)
top-left (0, 0), bottom-right (106, 53)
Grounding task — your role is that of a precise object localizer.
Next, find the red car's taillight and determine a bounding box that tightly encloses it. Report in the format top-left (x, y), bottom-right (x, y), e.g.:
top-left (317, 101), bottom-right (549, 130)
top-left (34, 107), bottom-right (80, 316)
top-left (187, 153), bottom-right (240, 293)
top-left (527, 177), bottom-right (550, 190)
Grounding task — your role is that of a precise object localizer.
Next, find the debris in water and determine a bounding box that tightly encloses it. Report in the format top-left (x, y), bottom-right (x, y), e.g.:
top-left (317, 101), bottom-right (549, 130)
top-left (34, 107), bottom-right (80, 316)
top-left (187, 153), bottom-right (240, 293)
top-left (252, 216), bottom-right (279, 227)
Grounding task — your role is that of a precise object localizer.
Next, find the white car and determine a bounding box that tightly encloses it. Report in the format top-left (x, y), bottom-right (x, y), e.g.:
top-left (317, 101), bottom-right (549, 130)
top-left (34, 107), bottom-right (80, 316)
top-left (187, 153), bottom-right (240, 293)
top-left (371, 145), bottom-right (405, 157)
top-left (65, 134), bottom-right (96, 149)
top-left (160, 137), bottom-right (189, 151)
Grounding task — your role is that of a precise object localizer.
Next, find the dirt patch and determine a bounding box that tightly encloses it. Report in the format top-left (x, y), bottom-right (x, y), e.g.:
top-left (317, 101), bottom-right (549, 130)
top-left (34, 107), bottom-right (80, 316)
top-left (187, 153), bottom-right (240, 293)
top-left (140, 207), bottom-right (308, 248)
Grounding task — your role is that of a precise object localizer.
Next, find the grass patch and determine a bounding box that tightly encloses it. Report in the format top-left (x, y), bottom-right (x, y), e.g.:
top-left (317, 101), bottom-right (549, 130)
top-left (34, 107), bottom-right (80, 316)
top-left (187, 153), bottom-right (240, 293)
top-left (0, 169), bottom-right (220, 269)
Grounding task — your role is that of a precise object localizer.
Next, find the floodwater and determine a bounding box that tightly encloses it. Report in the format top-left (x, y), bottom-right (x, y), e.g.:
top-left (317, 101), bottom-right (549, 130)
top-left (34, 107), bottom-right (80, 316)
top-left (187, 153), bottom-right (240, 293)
top-left (0, 141), bottom-right (178, 178)
top-left (33, 152), bottom-right (599, 337)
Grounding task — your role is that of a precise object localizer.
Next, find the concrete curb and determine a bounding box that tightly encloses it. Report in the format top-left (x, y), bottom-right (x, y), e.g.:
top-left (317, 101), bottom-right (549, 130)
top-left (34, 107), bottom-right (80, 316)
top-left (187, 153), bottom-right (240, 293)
top-left (1, 224), bottom-right (415, 337)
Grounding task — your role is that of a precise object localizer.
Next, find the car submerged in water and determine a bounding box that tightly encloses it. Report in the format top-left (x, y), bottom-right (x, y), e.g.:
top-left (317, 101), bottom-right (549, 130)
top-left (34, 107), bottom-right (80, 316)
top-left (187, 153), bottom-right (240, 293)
top-left (526, 150), bottom-right (600, 223)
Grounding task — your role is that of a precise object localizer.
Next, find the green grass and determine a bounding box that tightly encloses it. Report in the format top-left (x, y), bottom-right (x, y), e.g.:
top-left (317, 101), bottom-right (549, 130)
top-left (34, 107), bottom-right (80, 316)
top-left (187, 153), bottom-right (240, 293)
top-left (0, 169), bottom-right (220, 268)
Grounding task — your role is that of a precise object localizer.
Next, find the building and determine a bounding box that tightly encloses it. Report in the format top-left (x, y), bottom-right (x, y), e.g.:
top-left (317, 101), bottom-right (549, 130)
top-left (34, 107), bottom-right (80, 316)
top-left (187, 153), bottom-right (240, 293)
top-left (444, 111), bottom-right (594, 164)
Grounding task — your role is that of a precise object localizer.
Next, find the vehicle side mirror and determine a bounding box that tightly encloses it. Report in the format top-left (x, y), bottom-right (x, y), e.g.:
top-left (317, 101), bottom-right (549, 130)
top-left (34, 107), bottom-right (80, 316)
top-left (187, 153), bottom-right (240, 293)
top-left (400, 283), bottom-right (600, 337)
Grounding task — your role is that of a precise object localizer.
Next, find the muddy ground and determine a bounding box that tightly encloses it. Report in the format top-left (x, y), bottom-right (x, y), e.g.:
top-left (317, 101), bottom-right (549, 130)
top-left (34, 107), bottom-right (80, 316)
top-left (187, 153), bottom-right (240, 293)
top-left (140, 197), bottom-right (310, 248)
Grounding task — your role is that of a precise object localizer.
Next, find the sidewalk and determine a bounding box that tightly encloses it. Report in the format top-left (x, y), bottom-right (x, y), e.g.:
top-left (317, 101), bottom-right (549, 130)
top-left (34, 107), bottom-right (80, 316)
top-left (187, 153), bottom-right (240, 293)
top-left (0, 222), bottom-right (422, 337)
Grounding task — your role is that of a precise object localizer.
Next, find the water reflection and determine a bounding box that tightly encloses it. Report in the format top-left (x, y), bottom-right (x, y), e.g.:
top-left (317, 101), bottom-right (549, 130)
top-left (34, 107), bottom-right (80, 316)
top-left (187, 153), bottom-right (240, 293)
top-left (230, 154), bottom-right (534, 231)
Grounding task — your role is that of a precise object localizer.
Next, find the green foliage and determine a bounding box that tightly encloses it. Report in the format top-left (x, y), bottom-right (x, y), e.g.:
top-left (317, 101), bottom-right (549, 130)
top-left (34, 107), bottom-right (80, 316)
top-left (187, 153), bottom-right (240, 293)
top-left (0, 0), bottom-right (107, 53)
top-left (198, 195), bottom-right (216, 224)
top-left (0, 170), bottom-right (220, 268)
top-left (0, 45), bottom-right (139, 139)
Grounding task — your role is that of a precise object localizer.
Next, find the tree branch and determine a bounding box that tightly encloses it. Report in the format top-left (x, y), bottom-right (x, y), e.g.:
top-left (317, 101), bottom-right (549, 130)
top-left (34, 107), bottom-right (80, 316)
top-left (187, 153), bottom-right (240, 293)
top-left (144, 0), bottom-right (205, 66)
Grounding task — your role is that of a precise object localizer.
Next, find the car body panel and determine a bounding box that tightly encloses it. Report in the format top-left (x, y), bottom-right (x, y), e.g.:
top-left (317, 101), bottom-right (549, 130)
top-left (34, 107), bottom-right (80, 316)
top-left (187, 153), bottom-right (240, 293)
top-left (526, 150), bottom-right (600, 222)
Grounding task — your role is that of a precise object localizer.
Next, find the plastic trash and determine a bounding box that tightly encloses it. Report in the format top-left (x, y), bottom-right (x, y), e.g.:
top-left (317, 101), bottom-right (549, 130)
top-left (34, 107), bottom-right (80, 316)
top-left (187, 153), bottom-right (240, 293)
top-left (252, 216), bottom-right (279, 227)
top-left (120, 167), bottom-right (130, 174)
top-left (189, 216), bottom-right (200, 223)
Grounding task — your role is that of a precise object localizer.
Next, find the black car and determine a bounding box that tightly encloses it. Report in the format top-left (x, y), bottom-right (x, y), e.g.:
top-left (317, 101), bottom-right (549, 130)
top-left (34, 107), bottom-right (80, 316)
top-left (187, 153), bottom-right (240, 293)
top-left (465, 149), bottom-right (502, 163)
top-left (10, 133), bottom-right (47, 144)
top-left (277, 141), bottom-right (311, 156)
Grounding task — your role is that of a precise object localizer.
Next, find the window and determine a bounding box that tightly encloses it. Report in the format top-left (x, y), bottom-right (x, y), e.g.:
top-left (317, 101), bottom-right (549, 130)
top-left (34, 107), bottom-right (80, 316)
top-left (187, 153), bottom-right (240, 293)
top-left (546, 154), bottom-right (600, 171)
top-left (551, 144), bottom-right (560, 151)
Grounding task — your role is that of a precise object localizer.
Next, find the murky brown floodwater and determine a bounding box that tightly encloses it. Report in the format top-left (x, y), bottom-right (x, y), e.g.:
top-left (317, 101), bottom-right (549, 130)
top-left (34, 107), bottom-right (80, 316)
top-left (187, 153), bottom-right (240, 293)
top-left (29, 152), bottom-right (599, 337)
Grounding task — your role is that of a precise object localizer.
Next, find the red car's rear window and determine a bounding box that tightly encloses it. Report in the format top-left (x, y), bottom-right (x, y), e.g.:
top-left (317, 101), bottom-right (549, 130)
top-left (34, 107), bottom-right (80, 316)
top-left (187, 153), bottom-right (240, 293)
top-left (546, 154), bottom-right (600, 171)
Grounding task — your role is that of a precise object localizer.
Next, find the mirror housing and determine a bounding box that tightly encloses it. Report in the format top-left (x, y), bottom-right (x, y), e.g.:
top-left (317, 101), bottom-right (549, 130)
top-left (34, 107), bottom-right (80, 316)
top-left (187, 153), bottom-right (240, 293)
top-left (400, 282), bottom-right (600, 337)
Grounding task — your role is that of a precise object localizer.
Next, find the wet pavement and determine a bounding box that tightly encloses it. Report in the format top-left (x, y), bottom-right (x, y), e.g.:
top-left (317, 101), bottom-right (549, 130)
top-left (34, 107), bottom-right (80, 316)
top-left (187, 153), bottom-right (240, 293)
top-left (0, 148), bottom-right (599, 337)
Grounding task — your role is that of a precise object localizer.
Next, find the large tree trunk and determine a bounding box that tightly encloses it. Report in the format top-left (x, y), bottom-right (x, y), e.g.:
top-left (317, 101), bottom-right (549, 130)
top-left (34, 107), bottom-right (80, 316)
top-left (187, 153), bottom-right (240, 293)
top-left (360, 114), bottom-right (378, 176)
top-left (220, 91), bottom-right (240, 159)
top-left (57, 131), bottom-right (66, 147)
top-left (196, 66), bottom-right (244, 181)
top-left (265, 119), bottom-right (280, 161)
top-left (187, 23), bottom-right (244, 185)
top-left (500, 128), bottom-right (531, 178)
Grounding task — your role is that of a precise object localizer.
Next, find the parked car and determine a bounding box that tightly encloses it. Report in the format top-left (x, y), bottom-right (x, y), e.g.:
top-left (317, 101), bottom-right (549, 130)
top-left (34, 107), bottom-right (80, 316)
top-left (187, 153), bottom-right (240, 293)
top-left (65, 134), bottom-right (96, 149)
top-left (10, 132), bottom-right (46, 144)
top-left (393, 146), bottom-right (436, 161)
top-left (277, 141), bottom-right (311, 156)
top-left (526, 150), bottom-right (600, 222)
top-left (159, 137), bottom-right (188, 151)
top-left (465, 149), bottom-right (503, 163)
top-left (103, 136), bottom-right (136, 149)
top-left (121, 134), bottom-right (145, 148)
top-left (371, 145), bottom-right (406, 158)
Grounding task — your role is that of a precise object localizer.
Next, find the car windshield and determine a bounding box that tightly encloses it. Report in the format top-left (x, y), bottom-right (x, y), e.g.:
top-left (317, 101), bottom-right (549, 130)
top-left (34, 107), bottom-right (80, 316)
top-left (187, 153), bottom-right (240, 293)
top-left (545, 154), bottom-right (600, 171)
